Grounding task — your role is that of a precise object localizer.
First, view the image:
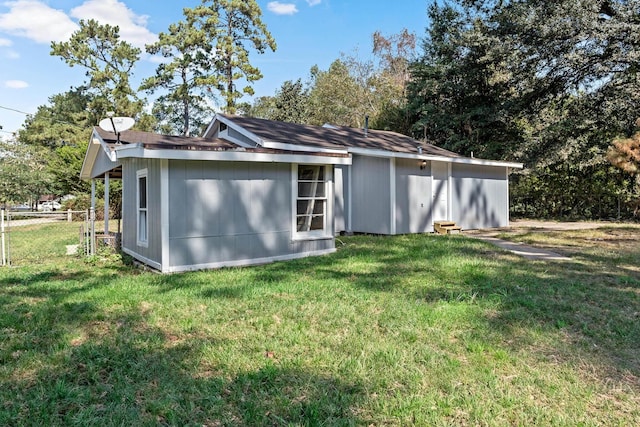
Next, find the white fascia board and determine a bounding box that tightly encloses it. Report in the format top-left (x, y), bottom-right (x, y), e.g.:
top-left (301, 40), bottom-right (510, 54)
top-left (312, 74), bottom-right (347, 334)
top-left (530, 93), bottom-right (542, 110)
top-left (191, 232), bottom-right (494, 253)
top-left (215, 114), bottom-right (263, 147)
top-left (262, 140), bottom-right (349, 155)
top-left (202, 117), bottom-right (217, 138)
top-left (115, 144), bottom-right (352, 165)
top-left (79, 129), bottom-right (118, 180)
top-left (347, 147), bottom-right (523, 169)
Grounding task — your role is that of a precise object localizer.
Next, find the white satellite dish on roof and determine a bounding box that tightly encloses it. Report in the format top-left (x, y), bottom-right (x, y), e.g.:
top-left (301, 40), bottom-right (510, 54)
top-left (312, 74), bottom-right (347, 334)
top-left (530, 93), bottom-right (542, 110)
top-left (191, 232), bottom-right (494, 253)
top-left (98, 114), bottom-right (135, 144)
top-left (99, 116), bottom-right (135, 134)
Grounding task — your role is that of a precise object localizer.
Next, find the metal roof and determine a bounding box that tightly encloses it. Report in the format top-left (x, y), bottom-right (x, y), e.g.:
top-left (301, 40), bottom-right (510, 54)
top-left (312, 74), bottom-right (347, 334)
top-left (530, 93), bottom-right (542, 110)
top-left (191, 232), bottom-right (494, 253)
top-left (217, 114), bottom-right (462, 158)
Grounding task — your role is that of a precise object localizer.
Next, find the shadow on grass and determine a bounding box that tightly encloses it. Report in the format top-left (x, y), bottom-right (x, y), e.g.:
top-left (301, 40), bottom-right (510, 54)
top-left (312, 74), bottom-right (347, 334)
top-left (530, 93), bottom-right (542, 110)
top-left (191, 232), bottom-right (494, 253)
top-left (0, 262), bottom-right (366, 425)
top-left (159, 233), bottom-right (640, 384)
top-left (0, 290), bottom-right (365, 425)
top-left (2, 231), bottom-right (639, 424)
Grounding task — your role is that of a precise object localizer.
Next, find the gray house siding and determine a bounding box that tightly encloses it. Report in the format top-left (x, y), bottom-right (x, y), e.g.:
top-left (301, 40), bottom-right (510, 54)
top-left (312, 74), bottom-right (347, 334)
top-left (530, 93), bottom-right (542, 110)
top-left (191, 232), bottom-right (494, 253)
top-left (209, 124), bottom-right (256, 147)
top-left (167, 160), bottom-right (334, 270)
top-left (227, 127), bottom-right (256, 146)
top-left (121, 157), bottom-right (163, 266)
top-left (351, 155), bottom-right (391, 234)
top-left (395, 158), bottom-right (433, 234)
top-left (334, 165), bottom-right (348, 234)
top-left (91, 148), bottom-right (121, 178)
top-left (451, 163), bottom-right (508, 229)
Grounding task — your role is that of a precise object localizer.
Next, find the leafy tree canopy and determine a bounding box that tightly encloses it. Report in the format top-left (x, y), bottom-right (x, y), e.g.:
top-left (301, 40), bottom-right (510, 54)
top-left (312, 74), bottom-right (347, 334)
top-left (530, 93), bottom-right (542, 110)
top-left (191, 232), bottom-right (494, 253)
top-left (0, 139), bottom-right (54, 206)
top-left (141, 19), bottom-right (216, 136)
top-left (51, 19), bottom-right (145, 119)
top-left (184, 0), bottom-right (277, 114)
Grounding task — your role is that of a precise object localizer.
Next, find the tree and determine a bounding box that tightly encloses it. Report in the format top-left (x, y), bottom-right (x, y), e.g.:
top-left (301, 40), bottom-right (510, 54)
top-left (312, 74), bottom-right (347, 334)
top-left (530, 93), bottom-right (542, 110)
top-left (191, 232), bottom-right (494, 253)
top-left (608, 131), bottom-right (640, 176)
top-left (17, 87), bottom-right (94, 196)
top-left (184, 0), bottom-right (277, 114)
top-left (51, 19), bottom-right (144, 119)
top-left (148, 96), bottom-right (213, 137)
top-left (607, 126), bottom-right (640, 215)
top-left (0, 139), bottom-right (53, 206)
top-left (246, 79), bottom-right (310, 123)
top-left (140, 20), bottom-right (215, 136)
top-left (306, 60), bottom-right (364, 127)
top-left (271, 79), bottom-right (310, 124)
top-left (406, 2), bottom-right (519, 158)
top-left (371, 29), bottom-right (417, 133)
top-left (403, 0), bottom-right (640, 218)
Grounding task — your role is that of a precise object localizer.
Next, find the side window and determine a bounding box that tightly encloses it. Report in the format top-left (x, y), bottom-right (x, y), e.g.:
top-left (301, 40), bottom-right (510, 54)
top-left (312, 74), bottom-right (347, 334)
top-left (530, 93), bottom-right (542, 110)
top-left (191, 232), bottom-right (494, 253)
top-left (294, 164), bottom-right (330, 238)
top-left (137, 169), bottom-right (148, 247)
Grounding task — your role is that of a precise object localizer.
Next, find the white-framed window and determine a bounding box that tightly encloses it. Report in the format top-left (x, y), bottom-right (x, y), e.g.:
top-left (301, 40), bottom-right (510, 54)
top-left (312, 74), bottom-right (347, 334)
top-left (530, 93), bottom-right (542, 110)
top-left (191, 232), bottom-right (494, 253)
top-left (292, 164), bottom-right (331, 240)
top-left (136, 168), bottom-right (149, 247)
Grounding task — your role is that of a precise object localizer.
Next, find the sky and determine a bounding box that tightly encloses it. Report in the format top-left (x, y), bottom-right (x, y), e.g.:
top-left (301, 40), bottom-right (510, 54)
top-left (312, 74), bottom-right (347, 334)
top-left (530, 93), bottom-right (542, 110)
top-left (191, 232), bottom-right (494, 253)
top-left (0, 0), bottom-right (430, 137)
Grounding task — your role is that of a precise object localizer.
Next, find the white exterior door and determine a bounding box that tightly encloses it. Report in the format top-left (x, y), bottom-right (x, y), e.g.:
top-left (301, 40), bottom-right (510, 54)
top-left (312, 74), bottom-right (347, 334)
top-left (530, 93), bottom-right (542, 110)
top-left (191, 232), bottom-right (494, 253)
top-left (432, 161), bottom-right (449, 221)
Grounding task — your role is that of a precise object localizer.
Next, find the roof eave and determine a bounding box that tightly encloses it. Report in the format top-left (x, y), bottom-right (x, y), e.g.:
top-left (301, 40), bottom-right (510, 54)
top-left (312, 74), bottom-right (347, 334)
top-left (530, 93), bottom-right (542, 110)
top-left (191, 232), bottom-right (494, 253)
top-left (115, 144), bottom-right (352, 165)
top-left (347, 147), bottom-right (523, 168)
top-left (80, 129), bottom-right (118, 180)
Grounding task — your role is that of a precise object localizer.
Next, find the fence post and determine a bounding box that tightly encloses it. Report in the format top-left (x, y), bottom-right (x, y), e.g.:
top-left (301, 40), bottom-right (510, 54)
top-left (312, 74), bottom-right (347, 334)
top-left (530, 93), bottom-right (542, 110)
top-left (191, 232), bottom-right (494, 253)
top-left (67, 209), bottom-right (72, 222)
top-left (1, 208), bottom-right (6, 266)
top-left (90, 207), bottom-right (96, 256)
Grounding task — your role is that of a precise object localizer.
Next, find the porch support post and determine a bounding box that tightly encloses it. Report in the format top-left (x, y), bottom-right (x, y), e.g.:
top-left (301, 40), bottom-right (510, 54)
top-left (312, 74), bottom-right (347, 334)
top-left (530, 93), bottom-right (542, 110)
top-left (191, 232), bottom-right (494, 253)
top-left (104, 172), bottom-right (110, 234)
top-left (91, 179), bottom-right (96, 211)
top-left (90, 179), bottom-right (96, 255)
top-left (347, 165), bottom-right (352, 234)
top-left (389, 158), bottom-right (396, 235)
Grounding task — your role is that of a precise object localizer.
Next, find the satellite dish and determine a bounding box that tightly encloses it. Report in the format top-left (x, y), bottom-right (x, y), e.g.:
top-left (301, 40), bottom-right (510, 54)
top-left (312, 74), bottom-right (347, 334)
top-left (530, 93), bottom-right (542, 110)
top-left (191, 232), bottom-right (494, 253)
top-left (99, 116), bottom-right (135, 144)
top-left (99, 116), bottom-right (135, 134)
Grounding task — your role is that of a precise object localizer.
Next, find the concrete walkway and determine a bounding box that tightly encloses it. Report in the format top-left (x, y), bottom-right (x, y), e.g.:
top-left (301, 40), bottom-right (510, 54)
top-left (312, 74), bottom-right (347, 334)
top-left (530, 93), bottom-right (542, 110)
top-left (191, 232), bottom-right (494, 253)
top-left (463, 220), bottom-right (597, 261)
top-left (467, 219), bottom-right (640, 261)
top-left (468, 234), bottom-right (571, 261)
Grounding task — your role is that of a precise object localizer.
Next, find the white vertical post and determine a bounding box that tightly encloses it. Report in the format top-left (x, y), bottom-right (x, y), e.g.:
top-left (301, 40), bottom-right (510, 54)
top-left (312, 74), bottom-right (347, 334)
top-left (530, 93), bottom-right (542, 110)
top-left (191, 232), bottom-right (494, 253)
top-left (90, 207), bottom-right (95, 256)
top-left (91, 179), bottom-right (96, 256)
top-left (347, 165), bottom-right (352, 234)
top-left (104, 172), bottom-right (110, 235)
top-left (1, 208), bottom-right (6, 266)
top-left (91, 179), bottom-right (96, 211)
top-left (389, 158), bottom-right (396, 235)
top-left (160, 159), bottom-right (169, 272)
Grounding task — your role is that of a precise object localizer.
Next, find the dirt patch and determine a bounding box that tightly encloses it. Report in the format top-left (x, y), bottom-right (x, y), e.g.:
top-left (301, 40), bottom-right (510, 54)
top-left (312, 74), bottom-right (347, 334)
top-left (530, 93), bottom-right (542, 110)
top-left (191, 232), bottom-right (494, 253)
top-left (510, 220), bottom-right (631, 231)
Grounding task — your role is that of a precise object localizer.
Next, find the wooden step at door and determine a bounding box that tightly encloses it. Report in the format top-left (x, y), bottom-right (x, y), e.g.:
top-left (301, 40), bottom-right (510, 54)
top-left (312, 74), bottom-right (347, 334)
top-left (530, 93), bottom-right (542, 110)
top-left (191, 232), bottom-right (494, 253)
top-left (434, 221), bottom-right (462, 235)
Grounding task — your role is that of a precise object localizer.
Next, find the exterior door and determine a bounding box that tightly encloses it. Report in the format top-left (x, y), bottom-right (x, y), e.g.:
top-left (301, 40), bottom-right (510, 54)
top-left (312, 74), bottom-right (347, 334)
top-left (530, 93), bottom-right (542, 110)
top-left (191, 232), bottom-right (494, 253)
top-left (432, 161), bottom-right (449, 221)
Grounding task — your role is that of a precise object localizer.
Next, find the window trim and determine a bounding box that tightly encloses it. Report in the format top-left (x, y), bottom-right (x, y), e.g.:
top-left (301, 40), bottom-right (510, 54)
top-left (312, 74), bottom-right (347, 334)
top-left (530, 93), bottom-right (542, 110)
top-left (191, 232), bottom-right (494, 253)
top-left (291, 164), bottom-right (333, 241)
top-left (136, 168), bottom-right (149, 248)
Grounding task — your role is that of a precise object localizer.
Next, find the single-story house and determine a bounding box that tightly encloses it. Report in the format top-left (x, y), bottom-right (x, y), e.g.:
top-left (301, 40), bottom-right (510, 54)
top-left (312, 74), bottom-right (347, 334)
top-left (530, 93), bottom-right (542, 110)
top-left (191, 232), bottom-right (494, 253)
top-left (80, 114), bottom-right (522, 273)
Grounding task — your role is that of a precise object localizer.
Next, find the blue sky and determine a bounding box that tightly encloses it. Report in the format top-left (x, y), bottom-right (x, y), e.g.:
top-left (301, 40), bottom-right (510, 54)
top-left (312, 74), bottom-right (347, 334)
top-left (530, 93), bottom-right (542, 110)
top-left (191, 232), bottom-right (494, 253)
top-left (0, 0), bottom-right (430, 137)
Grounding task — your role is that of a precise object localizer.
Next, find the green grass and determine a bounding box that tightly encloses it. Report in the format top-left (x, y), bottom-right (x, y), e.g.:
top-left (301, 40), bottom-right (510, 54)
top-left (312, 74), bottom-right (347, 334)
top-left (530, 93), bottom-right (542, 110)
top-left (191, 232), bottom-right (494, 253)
top-left (0, 223), bottom-right (639, 425)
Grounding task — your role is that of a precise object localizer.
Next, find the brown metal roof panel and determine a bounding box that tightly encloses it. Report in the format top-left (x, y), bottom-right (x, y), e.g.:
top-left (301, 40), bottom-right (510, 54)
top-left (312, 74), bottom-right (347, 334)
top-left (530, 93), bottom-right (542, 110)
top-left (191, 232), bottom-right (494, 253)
top-left (94, 127), bottom-right (240, 149)
top-left (219, 114), bottom-right (461, 158)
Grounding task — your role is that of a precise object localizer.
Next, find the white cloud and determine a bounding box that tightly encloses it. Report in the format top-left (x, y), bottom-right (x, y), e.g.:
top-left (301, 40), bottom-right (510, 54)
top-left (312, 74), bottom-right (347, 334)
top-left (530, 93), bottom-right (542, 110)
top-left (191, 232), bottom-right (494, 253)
top-left (5, 50), bottom-right (19, 59)
top-left (0, 0), bottom-right (78, 43)
top-left (0, 37), bottom-right (12, 46)
top-left (306, 0), bottom-right (321, 6)
top-left (70, 0), bottom-right (157, 48)
top-left (267, 2), bottom-right (298, 15)
top-left (0, 1), bottom-right (156, 48)
top-left (5, 79), bottom-right (29, 89)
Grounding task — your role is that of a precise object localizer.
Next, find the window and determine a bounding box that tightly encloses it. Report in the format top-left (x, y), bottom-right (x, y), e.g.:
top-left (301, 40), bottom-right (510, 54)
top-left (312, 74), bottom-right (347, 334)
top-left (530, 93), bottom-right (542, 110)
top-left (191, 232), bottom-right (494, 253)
top-left (294, 165), bottom-right (330, 238)
top-left (137, 169), bottom-right (148, 247)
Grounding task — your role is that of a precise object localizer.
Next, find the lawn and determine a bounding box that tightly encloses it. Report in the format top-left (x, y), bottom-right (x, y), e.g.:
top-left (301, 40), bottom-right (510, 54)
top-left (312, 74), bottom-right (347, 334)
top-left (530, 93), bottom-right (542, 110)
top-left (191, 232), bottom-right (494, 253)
top-left (0, 223), bottom-right (639, 425)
